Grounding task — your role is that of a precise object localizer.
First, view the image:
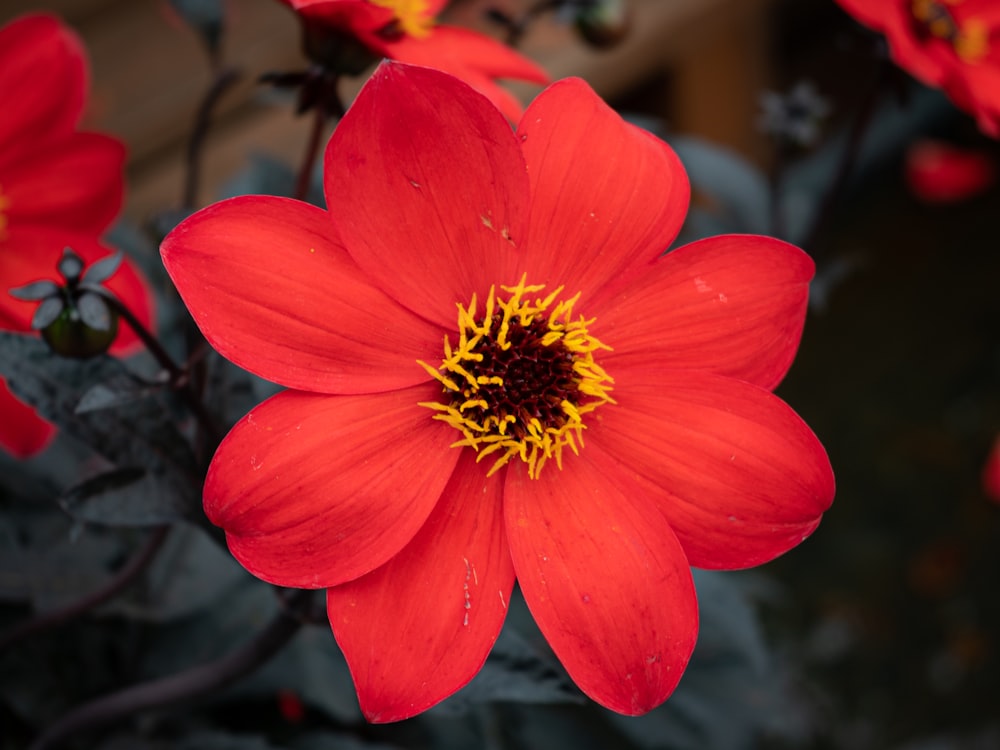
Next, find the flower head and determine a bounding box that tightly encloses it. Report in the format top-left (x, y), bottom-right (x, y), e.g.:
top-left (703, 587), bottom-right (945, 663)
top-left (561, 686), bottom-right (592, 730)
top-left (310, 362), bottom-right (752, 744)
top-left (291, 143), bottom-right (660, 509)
top-left (162, 62), bottom-right (835, 721)
top-left (276, 0), bottom-right (549, 120)
top-left (835, 0), bottom-right (1000, 137)
top-left (0, 13), bottom-right (155, 457)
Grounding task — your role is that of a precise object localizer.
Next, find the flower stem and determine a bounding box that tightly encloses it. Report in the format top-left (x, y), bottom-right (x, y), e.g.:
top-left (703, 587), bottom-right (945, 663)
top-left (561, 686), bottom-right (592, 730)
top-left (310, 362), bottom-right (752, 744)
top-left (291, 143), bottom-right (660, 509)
top-left (26, 590), bottom-right (313, 750)
top-left (99, 291), bottom-right (221, 445)
top-left (0, 525), bottom-right (170, 654)
top-left (182, 66), bottom-right (242, 210)
top-left (294, 106), bottom-right (328, 202)
top-left (800, 60), bottom-right (888, 256)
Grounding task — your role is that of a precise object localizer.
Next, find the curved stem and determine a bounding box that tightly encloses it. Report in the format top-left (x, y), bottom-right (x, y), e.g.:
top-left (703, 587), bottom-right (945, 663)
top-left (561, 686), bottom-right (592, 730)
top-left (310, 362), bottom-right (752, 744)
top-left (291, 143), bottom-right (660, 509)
top-left (183, 67), bottom-right (243, 210)
top-left (99, 292), bottom-right (221, 445)
top-left (27, 590), bottom-right (312, 750)
top-left (294, 106), bottom-right (328, 202)
top-left (0, 526), bottom-right (170, 653)
top-left (801, 60), bottom-right (888, 257)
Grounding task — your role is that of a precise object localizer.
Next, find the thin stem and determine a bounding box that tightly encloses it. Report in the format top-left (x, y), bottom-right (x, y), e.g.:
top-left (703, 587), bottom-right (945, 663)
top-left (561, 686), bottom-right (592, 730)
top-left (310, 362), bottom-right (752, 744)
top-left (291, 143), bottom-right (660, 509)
top-left (182, 67), bottom-right (242, 210)
top-left (100, 292), bottom-right (221, 444)
top-left (27, 590), bottom-right (312, 750)
top-left (294, 106), bottom-right (328, 202)
top-left (0, 526), bottom-right (170, 653)
top-left (800, 60), bottom-right (888, 256)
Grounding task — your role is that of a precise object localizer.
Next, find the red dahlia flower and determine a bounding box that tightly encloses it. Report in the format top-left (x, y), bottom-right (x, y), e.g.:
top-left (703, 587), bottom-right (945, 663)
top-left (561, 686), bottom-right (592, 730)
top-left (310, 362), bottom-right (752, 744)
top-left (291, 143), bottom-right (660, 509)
top-left (277, 0), bottom-right (548, 120)
top-left (0, 13), bottom-right (155, 457)
top-left (162, 62), bottom-right (835, 721)
top-left (835, 0), bottom-right (1000, 137)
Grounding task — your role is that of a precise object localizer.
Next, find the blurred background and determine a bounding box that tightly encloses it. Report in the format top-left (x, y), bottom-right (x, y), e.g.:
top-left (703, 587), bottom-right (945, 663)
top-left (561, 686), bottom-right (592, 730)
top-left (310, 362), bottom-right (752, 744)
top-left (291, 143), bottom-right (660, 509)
top-left (1, 1), bottom-right (999, 748)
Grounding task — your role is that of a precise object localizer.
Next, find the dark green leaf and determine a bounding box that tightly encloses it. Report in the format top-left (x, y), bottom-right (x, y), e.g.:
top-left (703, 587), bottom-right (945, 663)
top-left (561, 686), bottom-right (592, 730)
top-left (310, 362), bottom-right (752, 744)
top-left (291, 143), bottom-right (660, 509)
top-left (31, 296), bottom-right (65, 330)
top-left (77, 291), bottom-right (113, 331)
top-left (60, 468), bottom-right (195, 527)
top-left (81, 251), bottom-right (123, 284)
top-left (8, 280), bottom-right (59, 301)
top-left (76, 372), bottom-right (164, 414)
top-left (0, 332), bottom-right (200, 526)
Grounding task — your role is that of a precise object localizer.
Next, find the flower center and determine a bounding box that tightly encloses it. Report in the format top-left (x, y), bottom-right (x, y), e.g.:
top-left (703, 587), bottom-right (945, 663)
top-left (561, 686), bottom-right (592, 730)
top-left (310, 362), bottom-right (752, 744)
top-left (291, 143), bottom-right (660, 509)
top-left (418, 275), bottom-right (615, 479)
top-left (370, 0), bottom-right (434, 39)
top-left (910, 0), bottom-right (989, 62)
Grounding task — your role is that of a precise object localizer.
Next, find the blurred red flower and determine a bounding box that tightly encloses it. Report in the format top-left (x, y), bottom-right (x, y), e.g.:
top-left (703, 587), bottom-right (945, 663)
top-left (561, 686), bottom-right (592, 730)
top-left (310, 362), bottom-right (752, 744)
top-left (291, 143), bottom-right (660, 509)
top-left (277, 0), bottom-right (548, 120)
top-left (0, 13), bottom-right (155, 457)
top-left (835, 0), bottom-right (1000, 137)
top-left (984, 436), bottom-right (1000, 503)
top-left (162, 62), bottom-right (835, 721)
top-left (904, 138), bottom-right (996, 202)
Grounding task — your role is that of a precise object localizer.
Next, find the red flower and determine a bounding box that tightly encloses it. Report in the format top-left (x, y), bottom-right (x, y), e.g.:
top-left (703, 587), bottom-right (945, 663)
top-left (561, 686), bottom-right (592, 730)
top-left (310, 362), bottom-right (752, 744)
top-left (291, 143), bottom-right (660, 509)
top-left (0, 13), bottom-right (155, 457)
top-left (277, 0), bottom-right (548, 120)
top-left (162, 62), bottom-right (835, 721)
top-left (985, 436), bottom-right (1000, 503)
top-left (835, 0), bottom-right (1000, 137)
top-left (904, 138), bottom-right (996, 202)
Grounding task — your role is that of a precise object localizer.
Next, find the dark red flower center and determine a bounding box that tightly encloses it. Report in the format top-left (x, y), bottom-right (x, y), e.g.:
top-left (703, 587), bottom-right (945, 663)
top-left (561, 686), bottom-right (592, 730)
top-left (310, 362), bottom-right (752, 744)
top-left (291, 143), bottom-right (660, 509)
top-left (418, 275), bottom-right (615, 478)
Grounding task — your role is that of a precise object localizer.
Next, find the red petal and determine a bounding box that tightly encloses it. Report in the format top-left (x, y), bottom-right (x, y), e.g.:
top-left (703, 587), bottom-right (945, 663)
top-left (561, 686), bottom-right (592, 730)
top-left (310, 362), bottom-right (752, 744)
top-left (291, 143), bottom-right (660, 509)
top-left (206, 384), bottom-right (460, 588)
top-left (0, 14), bottom-right (86, 156)
top-left (0, 380), bottom-right (55, 458)
top-left (161, 195), bottom-right (442, 394)
top-left (381, 26), bottom-right (549, 122)
top-left (591, 369), bottom-right (835, 569)
top-left (504, 445), bottom-right (698, 715)
top-left (592, 235), bottom-right (815, 391)
top-left (3, 133), bottom-right (124, 236)
top-left (327, 451), bottom-right (514, 722)
top-left (324, 62), bottom-right (529, 327)
top-left (517, 78), bottom-right (689, 299)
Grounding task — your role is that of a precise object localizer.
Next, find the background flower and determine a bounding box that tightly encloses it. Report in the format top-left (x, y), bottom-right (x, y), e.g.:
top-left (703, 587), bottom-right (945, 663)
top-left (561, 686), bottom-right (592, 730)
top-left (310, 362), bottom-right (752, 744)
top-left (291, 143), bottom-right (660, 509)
top-left (162, 62), bottom-right (834, 721)
top-left (835, 0), bottom-right (1000, 136)
top-left (0, 13), bottom-right (155, 457)
top-left (277, 0), bottom-right (549, 120)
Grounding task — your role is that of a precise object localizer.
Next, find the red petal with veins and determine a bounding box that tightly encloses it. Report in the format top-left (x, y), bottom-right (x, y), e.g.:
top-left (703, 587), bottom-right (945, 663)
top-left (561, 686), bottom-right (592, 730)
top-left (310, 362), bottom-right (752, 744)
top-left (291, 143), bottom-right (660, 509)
top-left (591, 369), bottom-right (835, 570)
top-left (328, 451), bottom-right (514, 722)
top-left (518, 77), bottom-right (690, 299)
top-left (593, 234), bottom-right (814, 391)
top-left (504, 444), bottom-right (698, 715)
top-left (325, 61), bottom-right (529, 328)
top-left (205, 384), bottom-right (459, 588)
top-left (161, 195), bottom-right (442, 394)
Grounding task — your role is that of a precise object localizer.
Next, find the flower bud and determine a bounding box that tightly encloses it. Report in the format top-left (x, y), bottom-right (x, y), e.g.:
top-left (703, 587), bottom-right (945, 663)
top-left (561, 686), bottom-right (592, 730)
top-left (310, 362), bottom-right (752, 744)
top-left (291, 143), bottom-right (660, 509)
top-left (574, 0), bottom-right (631, 50)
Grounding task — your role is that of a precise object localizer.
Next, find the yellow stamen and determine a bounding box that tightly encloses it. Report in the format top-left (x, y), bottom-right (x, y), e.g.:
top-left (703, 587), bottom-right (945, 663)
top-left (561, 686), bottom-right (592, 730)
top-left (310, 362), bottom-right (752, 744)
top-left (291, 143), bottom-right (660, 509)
top-left (417, 275), bottom-right (615, 479)
top-left (911, 0), bottom-right (991, 62)
top-left (370, 0), bottom-right (434, 39)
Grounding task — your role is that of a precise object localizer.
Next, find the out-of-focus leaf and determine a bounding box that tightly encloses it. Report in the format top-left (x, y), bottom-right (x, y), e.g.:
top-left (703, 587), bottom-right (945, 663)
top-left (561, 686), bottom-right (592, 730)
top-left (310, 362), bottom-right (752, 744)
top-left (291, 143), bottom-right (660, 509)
top-left (291, 732), bottom-right (406, 750)
top-left (202, 351), bottom-right (267, 431)
top-left (237, 621), bottom-right (363, 725)
top-left (76, 372), bottom-right (165, 413)
top-left (606, 569), bottom-right (803, 750)
top-left (218, 152), bottom-right (325, 208)
top-left (669, 135), bottom-right (771, 238)
top-left (0, 510), bottom-right (124, 610)
top-left (103, 523), bottom-right (246, 622)
top-left (430, 624), bottom-right (583, 717)
top-left (0, 332), bottom-right (200, 526)
top-left (60, 469), bottom-right (192, 527)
